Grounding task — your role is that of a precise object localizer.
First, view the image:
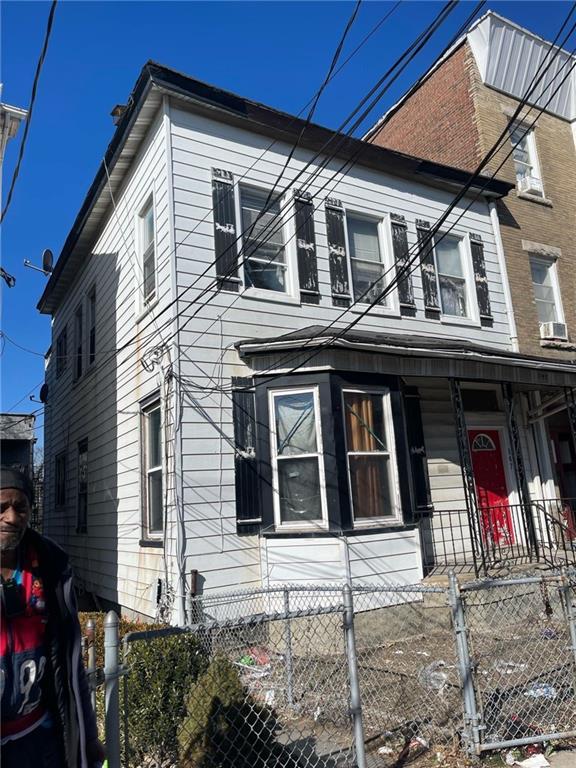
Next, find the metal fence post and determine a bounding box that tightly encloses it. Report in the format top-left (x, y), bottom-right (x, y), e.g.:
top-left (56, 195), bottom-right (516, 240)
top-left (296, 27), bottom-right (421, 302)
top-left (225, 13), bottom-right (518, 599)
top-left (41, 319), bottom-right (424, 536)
top-left (560, 568), bottom-right (576, 692)
top-left (448, 572), bottom-right (481, 756)
top-left (283, 587), bottom-right (294, 707)
top-left (104, 611), bottom-right (121, 768)
top-left (342, 584), bottom-right (367, 768)
top-left (86, 618), bottom-right (97, 713)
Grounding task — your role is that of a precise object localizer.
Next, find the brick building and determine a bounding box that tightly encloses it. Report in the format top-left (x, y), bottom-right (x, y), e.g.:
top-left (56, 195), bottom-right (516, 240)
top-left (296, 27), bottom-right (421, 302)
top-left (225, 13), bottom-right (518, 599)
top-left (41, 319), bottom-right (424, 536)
top-left (366, 11), bottom-right (576, 507)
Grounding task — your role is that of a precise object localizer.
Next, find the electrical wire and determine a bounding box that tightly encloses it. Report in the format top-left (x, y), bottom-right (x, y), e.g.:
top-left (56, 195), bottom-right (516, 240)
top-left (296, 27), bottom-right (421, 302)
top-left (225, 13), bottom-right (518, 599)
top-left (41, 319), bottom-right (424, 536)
top-left (1, 1), bottom-right (57, 223)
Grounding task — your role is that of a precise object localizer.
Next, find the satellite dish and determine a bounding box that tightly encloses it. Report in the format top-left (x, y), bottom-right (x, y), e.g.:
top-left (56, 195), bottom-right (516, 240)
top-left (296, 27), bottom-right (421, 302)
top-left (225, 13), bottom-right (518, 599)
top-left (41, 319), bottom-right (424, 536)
top-left (42, 249), bottom-right (53, 274)
top-left (39, 383), bottom-right (49, 404)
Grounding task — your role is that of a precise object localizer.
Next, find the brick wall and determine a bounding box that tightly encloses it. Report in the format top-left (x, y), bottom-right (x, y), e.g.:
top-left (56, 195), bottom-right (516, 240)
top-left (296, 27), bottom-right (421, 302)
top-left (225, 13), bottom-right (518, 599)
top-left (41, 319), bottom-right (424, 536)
top-left (369, 44), bottom-right (481, 171)
top-left (369, 42), bottom-right (576, 360)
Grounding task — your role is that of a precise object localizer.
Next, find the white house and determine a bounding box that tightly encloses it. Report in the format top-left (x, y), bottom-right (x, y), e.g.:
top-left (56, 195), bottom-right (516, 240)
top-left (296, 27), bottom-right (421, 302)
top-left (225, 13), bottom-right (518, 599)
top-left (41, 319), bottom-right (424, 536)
top-left (39, 63), bottom-right (576, 623)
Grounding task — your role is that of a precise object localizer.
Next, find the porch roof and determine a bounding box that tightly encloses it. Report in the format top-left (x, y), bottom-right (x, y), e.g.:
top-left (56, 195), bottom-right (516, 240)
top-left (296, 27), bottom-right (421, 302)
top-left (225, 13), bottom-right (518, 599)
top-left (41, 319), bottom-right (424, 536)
top-left (235, 326), bottom-right (576, 389)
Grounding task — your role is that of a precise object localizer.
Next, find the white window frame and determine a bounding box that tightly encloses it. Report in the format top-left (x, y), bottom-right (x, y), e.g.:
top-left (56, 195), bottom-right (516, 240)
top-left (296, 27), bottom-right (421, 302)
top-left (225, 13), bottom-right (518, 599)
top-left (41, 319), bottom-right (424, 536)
top-left (236, 182), bottom-right (299, 304)
top-left (509, 122), bottom-right (544, 195)
top-left (87, 285), bottom-right (96, 367)
top-left (342, 387), bottom-right (402, 528)
top-left (136, 193), bottom-right (158, 313)
top-left (56, 325), bottom-right (67, 379)
top-left (269, 387), bottom-right (328, 531)
top-left (141, 396), bottom-right (164, 538)
top-left (76, 438), bottom-right (88, 534)
top-left (529, 255), bottom-right (565, 328)
top-left (433, 232), bottom-right (479, 326)
top-left (73, 303), bottom-right (83, 381)
top-left (344, 209), bottom-right (399, 316)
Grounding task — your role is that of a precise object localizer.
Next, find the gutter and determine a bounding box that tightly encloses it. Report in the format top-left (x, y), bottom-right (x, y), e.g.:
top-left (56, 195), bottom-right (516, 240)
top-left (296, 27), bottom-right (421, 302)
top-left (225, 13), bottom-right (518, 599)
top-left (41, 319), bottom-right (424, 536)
top-left (489, 201), bottom-right (518, 352)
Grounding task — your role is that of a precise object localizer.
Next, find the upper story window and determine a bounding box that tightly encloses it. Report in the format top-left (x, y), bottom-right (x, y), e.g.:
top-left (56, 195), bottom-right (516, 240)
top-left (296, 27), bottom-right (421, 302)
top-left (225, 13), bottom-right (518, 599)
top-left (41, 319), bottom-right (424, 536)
top-left (55, 452), bottom-right (67, 508)
top-left (140, 199), bottom-right (156, 305)
top-left (240, 186), bottom-right (287, 294)
top-left (74, 304), bottom-right (83, 381)
top-left (530, 256), bottom-right (566, 339)
top-left (141, 397), bottom-right (163, 536)
top-left (270, 388), bottom-right (326, 528)
top-left (88, 287), bottom-right (96, 366)
top-left (56, 326), bottom-right (67, 379)
top-left (509, 124), bottom-right (543, 197)
top-left (434, 234), bottom-right (470, 318)
top-left (343, 390), bottom-right (400, 524)
top-left (77, 438), bottom-right (88, 533)
top-left (346, 214), bottom-right (388, 306)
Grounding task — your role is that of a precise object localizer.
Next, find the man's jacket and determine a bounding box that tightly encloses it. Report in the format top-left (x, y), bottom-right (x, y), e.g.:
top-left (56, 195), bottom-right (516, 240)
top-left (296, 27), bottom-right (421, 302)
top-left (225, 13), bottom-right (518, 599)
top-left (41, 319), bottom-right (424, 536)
top-left (23, 528), bottom-right (98, 767)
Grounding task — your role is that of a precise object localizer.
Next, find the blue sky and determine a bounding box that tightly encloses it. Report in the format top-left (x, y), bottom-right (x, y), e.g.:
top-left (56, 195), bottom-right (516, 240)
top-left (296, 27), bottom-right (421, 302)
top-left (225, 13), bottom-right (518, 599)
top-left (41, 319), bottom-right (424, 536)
top-left (1, 0), bottom-right (571, 437)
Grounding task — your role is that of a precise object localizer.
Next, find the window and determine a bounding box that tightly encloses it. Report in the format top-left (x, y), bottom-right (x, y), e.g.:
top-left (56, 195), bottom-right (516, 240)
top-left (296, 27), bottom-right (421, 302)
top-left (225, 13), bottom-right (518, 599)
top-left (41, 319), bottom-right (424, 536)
top-left (343, 390), bottom-right (400, 522)
top-left (240, 186), bottom-right (287, 293)
top-left (55, 452), bottom-right (66, 507)
top-left (471, 434), bottom-right (496, 452)
top-left (56, 326), bottom-right (67, 378)
top-left (77, 439), bottom-right (88, 533)
top-left (270, 389), bottom-right (326, 527)
top-left (347, 215), bottom-right (387, 305)
top-left (434, 235), bottom-right (469, 318)
top-left (509, 124), bottom-right (543, 196)
top-left (142, 398), bottom-right (163, 535)
top-left (530, 257), bottom-right (561, 324)
top-left (140, 200), bottom-right (156, 305)
top-left (88, 287), bottom-right (96, 366)
top-left (74, 305), bottom-right (83, 380)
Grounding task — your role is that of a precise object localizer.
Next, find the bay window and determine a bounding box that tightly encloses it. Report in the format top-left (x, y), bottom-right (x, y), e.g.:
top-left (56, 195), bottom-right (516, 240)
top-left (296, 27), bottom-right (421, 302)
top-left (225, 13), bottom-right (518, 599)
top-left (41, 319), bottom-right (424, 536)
top-left (343, 390), bottom-right (400, 522)
top-left (270, 388), bottom-right (326, 527)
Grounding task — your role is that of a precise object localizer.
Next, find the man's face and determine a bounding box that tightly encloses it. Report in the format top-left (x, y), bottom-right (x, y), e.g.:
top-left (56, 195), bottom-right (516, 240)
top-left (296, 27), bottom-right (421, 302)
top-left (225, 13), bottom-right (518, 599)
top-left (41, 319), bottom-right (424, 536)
top-left (0, 488), bottom-right (30, 551)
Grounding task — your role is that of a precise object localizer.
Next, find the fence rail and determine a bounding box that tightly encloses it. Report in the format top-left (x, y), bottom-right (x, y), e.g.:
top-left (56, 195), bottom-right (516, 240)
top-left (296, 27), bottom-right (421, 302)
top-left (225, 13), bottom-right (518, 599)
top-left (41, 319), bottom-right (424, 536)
top-left (89, 571), bottom-right (576, 767)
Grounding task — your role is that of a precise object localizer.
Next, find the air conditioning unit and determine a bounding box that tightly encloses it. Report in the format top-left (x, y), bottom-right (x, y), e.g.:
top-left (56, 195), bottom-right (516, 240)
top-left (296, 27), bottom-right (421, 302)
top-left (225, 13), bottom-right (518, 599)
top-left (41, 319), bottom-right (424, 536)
top-left (518, 175), bottom-right (544, 196)
top-left (540, 321), bottom-right (567, 340)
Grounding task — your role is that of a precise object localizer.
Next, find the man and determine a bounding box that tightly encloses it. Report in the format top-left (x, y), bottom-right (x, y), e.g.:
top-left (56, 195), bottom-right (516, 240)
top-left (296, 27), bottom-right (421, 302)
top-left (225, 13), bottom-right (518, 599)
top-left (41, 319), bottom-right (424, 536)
top-left (1, 466), bottom-right (105, 767)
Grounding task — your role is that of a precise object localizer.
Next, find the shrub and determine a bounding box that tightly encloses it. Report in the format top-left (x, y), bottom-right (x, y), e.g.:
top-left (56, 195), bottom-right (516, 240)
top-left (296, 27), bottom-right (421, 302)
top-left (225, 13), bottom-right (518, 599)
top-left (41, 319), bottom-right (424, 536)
top-left (179, 656), bottom-right (301, 768)
top-left (126, 632), bottom-right (208, 765)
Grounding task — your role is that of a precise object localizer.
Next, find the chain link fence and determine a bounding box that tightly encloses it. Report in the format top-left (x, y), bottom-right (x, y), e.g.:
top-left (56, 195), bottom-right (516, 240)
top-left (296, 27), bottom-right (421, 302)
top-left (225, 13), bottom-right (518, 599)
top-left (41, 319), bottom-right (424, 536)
top-left (93, 572), bottom-right (576, 768)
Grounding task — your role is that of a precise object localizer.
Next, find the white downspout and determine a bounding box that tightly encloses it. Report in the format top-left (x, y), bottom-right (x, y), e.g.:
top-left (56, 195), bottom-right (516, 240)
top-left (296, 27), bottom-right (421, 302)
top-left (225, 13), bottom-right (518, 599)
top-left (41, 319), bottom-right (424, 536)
top-left (490, 200), bottom-right (519, 352)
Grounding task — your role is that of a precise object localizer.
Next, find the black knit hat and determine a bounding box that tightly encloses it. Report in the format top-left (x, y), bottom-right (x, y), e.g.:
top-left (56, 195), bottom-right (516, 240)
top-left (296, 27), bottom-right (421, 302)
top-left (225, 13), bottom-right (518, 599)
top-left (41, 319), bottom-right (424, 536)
top-left (0, 466), bottom-right (34, 504)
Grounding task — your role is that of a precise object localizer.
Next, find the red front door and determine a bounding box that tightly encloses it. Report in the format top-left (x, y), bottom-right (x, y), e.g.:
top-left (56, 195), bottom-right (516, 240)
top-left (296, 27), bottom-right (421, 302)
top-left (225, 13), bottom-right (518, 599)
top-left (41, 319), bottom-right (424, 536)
top-left (468, 429), bottom-right (515, 546)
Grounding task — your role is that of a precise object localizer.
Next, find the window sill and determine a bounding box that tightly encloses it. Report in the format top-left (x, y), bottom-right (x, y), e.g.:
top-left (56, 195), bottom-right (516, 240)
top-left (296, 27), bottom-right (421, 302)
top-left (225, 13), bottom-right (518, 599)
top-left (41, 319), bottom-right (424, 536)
top-left (136, 297), bottom-right (160, 324)
top-left (242, 289), bottom-right (301, 306)
top-left (516, 190), bottom-right (553, 207)
top-left (139, 538), bottom-right (163, 548)
top-left (439, 315), bottom-right (481, 329)
top-left (540, 339), bottom-right (576, 351)
top-left (350, 304), bottom-right (399, 319)
top-left (262, 522), bottom-right (418, 538)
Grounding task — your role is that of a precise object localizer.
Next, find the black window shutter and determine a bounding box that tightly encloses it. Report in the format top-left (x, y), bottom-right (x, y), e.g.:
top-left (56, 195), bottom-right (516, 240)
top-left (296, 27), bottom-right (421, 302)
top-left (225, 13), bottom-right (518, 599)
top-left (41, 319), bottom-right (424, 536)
top-left (232, 377), bottom-right (261, 533)
top-left (404, 387), bottom-right (432, 512)
top-left (417, 220), bottom-right (440, 313)
top-left (212, 169), bottom-right (240, 292)
top-left (325, 199), bottom-right (351, 307)
top-left (390, 214), bottom-right (415, 308)
top-left (294, 190), bottom-right (320, 304)
top-left (470, 234), bottom-right (492, 321)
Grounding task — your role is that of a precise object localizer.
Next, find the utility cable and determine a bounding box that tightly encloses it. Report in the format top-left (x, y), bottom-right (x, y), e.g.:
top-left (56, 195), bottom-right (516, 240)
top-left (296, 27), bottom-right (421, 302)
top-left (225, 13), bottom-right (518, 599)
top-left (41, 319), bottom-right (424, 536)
top-left (1, 1), bottom-right (57, 223)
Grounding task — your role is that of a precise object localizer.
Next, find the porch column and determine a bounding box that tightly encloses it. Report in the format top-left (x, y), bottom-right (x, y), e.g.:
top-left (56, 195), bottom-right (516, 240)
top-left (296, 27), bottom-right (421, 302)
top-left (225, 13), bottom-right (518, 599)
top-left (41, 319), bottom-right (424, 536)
top-left (502, 382), bottom-right (538, 554)
top-left (449, 378), bottom-right (484, 575)
top-left (565, 387), bottom-right (576, 455)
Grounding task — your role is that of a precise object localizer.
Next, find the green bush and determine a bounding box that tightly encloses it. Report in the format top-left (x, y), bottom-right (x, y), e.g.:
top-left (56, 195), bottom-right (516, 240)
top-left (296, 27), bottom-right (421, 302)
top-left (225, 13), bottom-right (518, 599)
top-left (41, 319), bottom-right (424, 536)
top-left (179, 656), bottom-right (301, 768)
top-left (126, 632), bottom-right (208, 765)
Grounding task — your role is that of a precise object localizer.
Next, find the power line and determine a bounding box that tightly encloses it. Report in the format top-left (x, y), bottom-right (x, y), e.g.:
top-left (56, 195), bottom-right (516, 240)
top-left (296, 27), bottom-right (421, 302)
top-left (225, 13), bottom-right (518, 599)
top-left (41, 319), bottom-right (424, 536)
top-left (47, 0), bottom-right (452, 400)
top-left (1, 1), bottom-right (57, 224)
top-left (0, 331), bottom-right (46, 357)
